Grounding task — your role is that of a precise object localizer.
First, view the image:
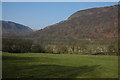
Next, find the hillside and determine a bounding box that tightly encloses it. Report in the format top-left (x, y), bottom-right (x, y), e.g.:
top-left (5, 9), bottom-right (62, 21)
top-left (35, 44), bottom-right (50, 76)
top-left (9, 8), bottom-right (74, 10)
top-left (0, 20), bottom-right (33, 37)
top-left (32, 5), bottom-right (118, 43)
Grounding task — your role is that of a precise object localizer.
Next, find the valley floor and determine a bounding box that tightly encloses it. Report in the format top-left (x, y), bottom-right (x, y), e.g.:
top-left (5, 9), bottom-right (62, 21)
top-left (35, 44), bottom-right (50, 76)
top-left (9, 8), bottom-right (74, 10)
top-left (2, 52), bottom-right (118, 78)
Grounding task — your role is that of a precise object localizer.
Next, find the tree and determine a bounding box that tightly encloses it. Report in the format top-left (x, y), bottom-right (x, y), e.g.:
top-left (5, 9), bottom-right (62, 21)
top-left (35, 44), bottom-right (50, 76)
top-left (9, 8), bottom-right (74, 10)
top-left (2, 37), bottom-right (33, 53)
top-left (31, 44), bottom-right (45, 53)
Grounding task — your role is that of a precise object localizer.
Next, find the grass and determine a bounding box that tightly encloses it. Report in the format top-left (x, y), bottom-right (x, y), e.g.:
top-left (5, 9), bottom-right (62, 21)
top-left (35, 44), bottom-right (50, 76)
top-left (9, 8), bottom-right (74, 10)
top-left (2, 52), bottom-right (118, 78)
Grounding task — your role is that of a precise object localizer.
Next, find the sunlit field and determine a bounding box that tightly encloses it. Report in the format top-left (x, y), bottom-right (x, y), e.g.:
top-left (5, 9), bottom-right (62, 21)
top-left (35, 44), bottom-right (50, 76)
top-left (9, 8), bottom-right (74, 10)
top-left (2, 52), bottom-right (118, 78)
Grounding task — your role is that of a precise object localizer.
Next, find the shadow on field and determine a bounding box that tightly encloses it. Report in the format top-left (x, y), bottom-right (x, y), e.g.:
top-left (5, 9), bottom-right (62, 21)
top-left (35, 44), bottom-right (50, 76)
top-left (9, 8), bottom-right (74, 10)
top-left (2, 54), bottom-right (101, 78)
top-left (2, 56), bottom-right (34, 60)
top-left (2, 55), bottom-right (55, 62)
top-left (7, 64), bottom-right (101, 78)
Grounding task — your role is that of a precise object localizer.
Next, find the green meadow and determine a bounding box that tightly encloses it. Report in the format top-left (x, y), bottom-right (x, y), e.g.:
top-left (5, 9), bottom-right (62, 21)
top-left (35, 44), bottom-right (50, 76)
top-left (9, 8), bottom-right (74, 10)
top-left (2, 52), bottom-right (118, 78)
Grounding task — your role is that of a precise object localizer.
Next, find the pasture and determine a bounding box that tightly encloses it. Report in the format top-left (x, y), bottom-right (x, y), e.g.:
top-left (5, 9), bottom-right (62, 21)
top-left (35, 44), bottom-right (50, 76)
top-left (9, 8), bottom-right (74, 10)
top-left (2, 52), bottom-right (118, 78)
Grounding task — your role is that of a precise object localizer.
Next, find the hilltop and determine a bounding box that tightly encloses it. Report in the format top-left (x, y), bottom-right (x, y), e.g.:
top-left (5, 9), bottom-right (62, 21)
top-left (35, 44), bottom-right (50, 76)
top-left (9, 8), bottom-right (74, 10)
top-left (0, 20), bottom-right (33, 37)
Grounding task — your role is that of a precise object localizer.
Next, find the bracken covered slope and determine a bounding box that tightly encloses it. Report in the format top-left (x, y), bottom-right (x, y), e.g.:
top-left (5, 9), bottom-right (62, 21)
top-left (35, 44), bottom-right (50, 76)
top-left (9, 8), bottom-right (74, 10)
top-left (32, 5), bottom-right (118, 42)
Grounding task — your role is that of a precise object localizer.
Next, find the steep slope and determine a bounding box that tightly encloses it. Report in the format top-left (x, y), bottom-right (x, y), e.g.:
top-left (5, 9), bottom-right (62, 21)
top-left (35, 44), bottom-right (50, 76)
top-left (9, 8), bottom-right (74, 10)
top-left (32, 5), bottom-right (118, 43)
top-left (0, 21), bottom-right (33, 37)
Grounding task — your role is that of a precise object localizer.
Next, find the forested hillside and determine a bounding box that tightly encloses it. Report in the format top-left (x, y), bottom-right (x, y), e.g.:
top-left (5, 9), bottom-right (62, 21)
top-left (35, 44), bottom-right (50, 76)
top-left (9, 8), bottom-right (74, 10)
top-left (29, 5), bottom-right (119, 55)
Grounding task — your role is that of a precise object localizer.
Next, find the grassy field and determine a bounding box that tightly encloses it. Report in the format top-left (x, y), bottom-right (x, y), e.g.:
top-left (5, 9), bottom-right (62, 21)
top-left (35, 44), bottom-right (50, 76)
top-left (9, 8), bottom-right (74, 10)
top-left (2, 52), bottom-right (118, 78)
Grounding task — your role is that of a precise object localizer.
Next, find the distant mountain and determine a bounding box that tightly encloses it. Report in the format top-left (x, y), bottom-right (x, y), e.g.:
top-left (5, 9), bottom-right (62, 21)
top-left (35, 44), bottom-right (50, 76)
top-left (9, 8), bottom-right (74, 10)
top-left (0, 21), bottom-right (33, 37)
top-left (32, 5), bottom-right (118, 43)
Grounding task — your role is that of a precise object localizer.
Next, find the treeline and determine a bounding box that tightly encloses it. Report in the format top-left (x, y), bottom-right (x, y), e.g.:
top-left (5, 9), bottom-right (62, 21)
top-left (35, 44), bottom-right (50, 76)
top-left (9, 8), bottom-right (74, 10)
top-left (2, 37), bottom-right (33, 53)
top-left (2, 37), bottom-right (118, 55)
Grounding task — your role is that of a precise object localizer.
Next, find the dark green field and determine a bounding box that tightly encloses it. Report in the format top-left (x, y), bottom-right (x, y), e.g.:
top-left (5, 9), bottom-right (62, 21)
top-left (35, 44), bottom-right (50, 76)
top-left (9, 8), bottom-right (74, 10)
top-left (2, 52), bottom-right (118, 78)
